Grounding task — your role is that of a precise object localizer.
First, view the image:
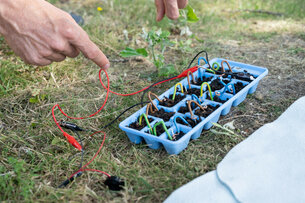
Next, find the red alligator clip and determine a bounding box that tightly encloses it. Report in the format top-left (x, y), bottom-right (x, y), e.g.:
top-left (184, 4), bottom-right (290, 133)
top-left (177, 66), bottom-right (198, 78)
top-left (63, 132), bottom-right (82, 151)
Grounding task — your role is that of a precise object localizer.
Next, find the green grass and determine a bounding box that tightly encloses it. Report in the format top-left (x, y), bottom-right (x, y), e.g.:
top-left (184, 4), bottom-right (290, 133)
top-left (0, 0), bottom-right (304, 202)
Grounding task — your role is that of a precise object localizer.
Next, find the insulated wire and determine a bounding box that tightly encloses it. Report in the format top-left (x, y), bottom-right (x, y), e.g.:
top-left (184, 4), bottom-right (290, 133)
top-left (74, 131), bottom-right (84, 169)
top-left (102, 101), bottom-right (149, 129)
top-left (140, 50), bottom-right (211, 106)
top-left (53, 50), bottom-right (212, 185)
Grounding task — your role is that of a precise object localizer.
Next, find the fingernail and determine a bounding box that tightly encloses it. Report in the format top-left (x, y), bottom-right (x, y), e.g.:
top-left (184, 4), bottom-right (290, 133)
top-left (103, 63), bottom-right (110, 70)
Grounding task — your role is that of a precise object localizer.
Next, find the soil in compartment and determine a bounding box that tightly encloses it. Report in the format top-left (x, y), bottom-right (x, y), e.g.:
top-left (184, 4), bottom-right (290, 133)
top-left (234, 71), bottom-right (256, 82)
top-left (128, 117), bottom-right (154, 130)
top-left (215, 69), bottom-right (232, 76)
top-left (145, 125), bottom-right (170, 136)
top-left (194, 104), bottom-right (220, 118)
top-left (210, 78), bottom-right (229, 91)
top-left (176, 117), bottom-right (201, 128)
top-left (178, 105), bottom-right (189, 114)
top-left (207, 94), bottom-right (229, 104)
top-left (182, 88), bottom-right (201, 97)
top-left (158, 94), bottom-right (186, 107)
top-left (171, 131), bottom-right (185, 141)
top-left (233, 82), bottom-right (247, 93)
top-left (149, 108), bottom-right (175, 122)
top-left (191, 76), bottom-right (213, 85)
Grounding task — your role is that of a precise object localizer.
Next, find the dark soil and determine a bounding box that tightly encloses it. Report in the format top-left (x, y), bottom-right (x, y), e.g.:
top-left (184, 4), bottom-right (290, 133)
top-left (214, 69), bottom-right (256, 82)
top-left (145, 125), bottom-right (170, 136)
top-left (210, 79), bottom-right (225, 91)
top-left (158, 94), bottom-right (186, 107)
top-left (234, 71), bottom-right (256, 82)
top-left (207, 94), bottom-right (229, 104)
top-left (176, 117), bottom-right (201, 128)
top-left (185, 88), bottom-right (201, 97)
top-left (149, 108), bottom-right (175, 122)
top-left (129, 117), bottom-right (154, 130)
top-left (171, 132), bottom-right (185, 141)
top-left (194, 104), bottom-right (220, 118)
top-left (191, 76), bottom-right (213, 86)
top-left (233, 82), bottom-right (246, 93)
top-left (178, 105), bottom-right (189, 114)
top-left (215, 69), bottom-right (232, 76)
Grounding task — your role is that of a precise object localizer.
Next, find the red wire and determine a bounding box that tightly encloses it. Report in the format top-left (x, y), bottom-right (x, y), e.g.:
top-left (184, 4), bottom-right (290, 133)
top-left (54, 69), bottom-right (110, 120)
top-left (52, 68), bottom-right (181, 180)
top-left (99, 74), bottom-right (179, 96)
top-left (52, 69), bottom-right (110, 178)
top-left (69, 131), bottom-right (110, 178)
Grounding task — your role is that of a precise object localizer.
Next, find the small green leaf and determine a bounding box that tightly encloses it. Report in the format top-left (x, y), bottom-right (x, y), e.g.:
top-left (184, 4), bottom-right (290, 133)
top-left (160, 30), bottom-right (170, 39)
top-left (120, 47), bottom-right (148, 57)
top-left (40, 94), bottom-right (47, 101)
top-left (185, 5), bottom-right (199, 23)
top-left (194, 35), bottom-right (204, 43)
top-left (29, 96), bottom-right (39, 104)
top-left (31, 122), bottom-right (39, 128)
top-left (154, 59), bottom-right (163, 69)
top-left (51, 137), bottom-right (62, 145)
top-left (135, 48), bottom-right (148, 57)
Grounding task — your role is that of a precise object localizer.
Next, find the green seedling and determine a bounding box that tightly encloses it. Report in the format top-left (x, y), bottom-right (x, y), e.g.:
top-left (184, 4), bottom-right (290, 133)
top-left (120, 28), bottom-right (176, 76)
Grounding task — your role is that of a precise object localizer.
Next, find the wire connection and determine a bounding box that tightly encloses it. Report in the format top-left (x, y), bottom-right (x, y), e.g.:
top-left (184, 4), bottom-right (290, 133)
top-left (52, 50), bottom-right (212, 189)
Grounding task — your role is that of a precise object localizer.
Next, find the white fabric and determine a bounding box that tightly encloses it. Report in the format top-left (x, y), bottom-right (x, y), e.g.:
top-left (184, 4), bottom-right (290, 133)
top-left (164, 171), bottom-right (237, 203)
top-left (217, 96), bottom-right (305, 203)
top-left (164, 96), bottom-right (305, 203)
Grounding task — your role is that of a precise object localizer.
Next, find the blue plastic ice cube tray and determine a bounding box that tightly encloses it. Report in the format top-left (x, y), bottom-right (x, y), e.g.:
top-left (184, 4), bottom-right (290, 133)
top-left (119, 58), bottom-right (268, 154)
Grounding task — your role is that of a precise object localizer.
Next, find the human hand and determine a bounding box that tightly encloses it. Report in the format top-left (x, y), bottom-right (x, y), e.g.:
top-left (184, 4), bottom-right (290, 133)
top-left (155, 0), bottom-right (188, 21)
top-left (0, 0), bottom-right (110, 69)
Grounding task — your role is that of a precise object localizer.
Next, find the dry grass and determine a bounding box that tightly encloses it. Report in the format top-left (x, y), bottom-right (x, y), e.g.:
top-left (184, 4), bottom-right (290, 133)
top-left (0, 0), bottom-right (305, 202)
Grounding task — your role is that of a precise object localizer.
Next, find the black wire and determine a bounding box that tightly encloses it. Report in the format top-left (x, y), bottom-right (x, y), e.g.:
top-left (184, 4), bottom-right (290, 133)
top-left (140, 50), bottom-right (211, 107)
top-left (57, 130), bottom-right (84, 188)
top-left (58, 51), bottom-right (212, 188)
top-left (71, 51), bottom-right (212, 130)
top-left (186, 50), bottom-right (211, 69)
top-left (140, 76), bottom-right (177, 107)
top-left (102, 101), bottom-right (149, 129)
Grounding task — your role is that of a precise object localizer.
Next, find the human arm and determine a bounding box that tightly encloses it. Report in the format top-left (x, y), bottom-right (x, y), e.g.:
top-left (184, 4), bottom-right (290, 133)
top-left (0, 0), bottom-right (110, 69)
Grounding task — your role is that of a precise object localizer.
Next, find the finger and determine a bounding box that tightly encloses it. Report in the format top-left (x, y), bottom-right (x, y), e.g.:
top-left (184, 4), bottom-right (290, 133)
top-left (45, 53), bottom-right (66, 62)
top-left (178, 0), bottom-right (188, 9)
top-left (164, 0), bottom-right (180, 20)
top-left (51, 39), bottom-right (80, 58)
top-left (68, 28), bottom-right (110, 69)
top-left (155, 0), bottom-right (165, 21)
top-left (36, 58), bottom-right (52, 66)
top-left (25, 57), bottom-right (52, 66)
top-left (60, 43), bottom-right (80, 58)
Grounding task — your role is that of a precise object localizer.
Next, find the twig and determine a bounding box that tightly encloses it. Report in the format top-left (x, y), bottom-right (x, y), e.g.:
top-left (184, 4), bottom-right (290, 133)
top-left (220, 114), bottom-right (264, 122)
top-left (35, 94), bottom-right (106, 109)
top-left (109, 58), bottom-right (128, 63)
top-left (0, 171), bottom-right (14, 176)
top-left (236, 9), bottom-right (284, 16)
top-left (50, 72), bottom-right (59, 88)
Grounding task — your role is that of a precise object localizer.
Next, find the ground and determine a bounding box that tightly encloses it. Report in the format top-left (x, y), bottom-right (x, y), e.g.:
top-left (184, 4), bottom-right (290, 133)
top-left (0, 0), bottom-right (304, 202)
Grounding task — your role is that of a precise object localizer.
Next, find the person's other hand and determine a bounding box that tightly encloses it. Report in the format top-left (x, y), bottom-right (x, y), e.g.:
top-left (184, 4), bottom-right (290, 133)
top-left (155, 0), bottom-right (188, 21)
top-left (0, 0), bottom-right (109, 69)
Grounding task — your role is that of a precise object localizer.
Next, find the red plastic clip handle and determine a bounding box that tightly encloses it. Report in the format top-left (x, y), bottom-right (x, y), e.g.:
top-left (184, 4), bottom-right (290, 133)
top-left (63, 132), bottom-right (82, 151)
top-left (177, 66), bottom-right (198, 78)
